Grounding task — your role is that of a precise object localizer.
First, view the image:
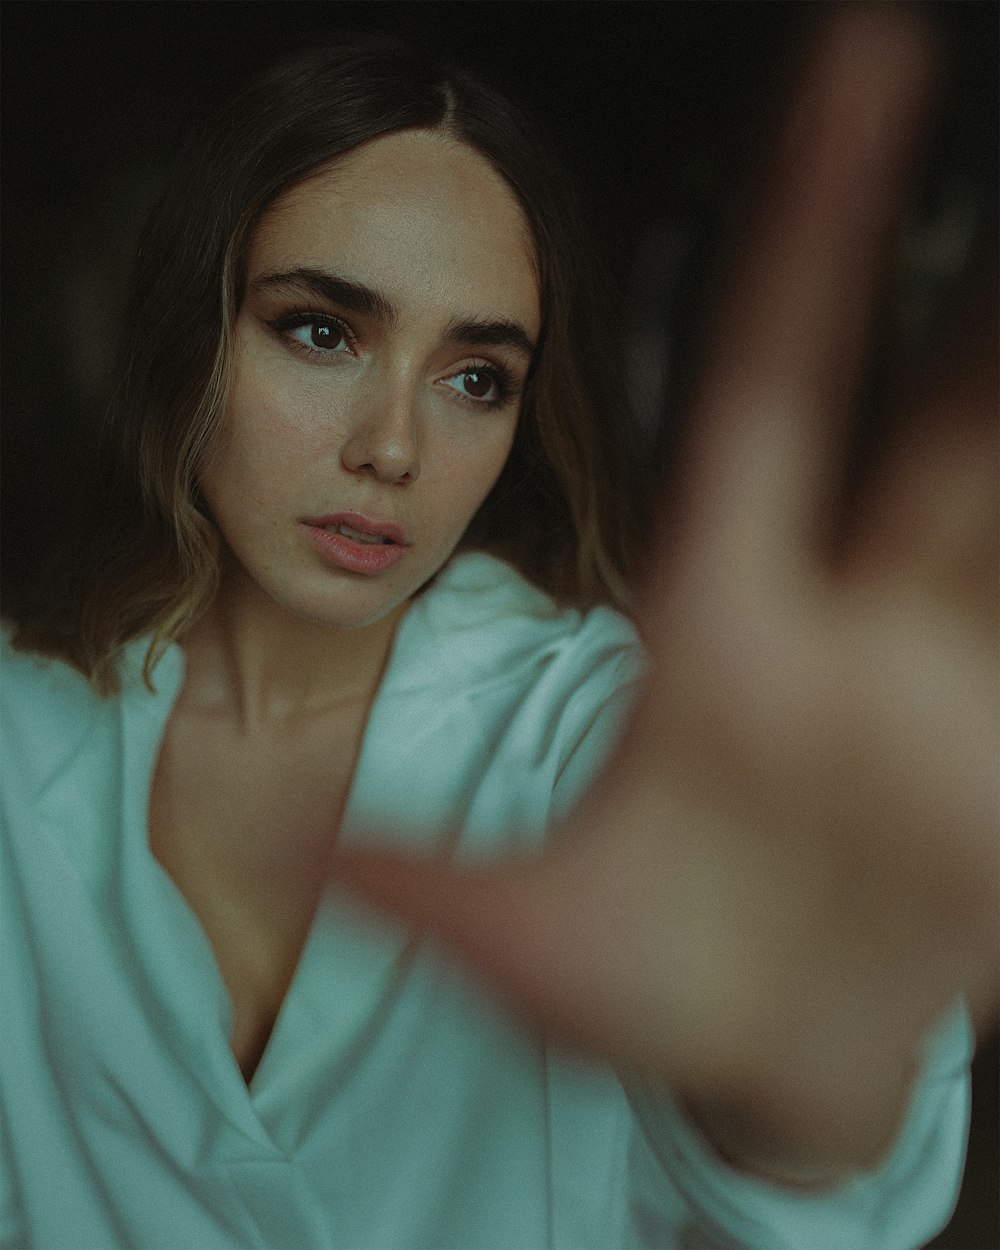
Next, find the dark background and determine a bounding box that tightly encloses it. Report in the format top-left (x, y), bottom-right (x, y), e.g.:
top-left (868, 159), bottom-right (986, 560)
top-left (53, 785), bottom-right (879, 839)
top-left (2, 3), bottom-right (997, 1245)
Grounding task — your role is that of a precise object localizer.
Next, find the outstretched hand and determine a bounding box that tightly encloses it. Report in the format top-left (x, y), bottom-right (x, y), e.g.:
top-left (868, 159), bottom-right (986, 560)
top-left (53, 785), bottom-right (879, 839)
top-left (330, 7), bottom-right (998, 1180)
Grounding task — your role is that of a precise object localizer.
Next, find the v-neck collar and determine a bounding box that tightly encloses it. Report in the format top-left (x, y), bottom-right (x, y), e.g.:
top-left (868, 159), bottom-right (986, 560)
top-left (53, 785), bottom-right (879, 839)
top-left (112, 586), bottom-right (447, 1147)
top-left (28, 555), bottom-right (515, 1151)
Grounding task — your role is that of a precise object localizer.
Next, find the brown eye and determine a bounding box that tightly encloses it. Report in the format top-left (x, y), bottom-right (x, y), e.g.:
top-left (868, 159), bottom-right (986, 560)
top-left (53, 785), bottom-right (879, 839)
top-left (271, 313), bottom-right (354, 357)
top-left (307, 320), bottom-right (348, 351)
top-left (442, 363), bottom-right (515, 409)
top-left (462, 370), bottom-right (493, 399)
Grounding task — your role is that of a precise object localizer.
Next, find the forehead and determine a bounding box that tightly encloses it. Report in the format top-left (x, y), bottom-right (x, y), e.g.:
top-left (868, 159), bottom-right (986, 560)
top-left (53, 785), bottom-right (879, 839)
top-left (247, 130), bottom-right (540, 336)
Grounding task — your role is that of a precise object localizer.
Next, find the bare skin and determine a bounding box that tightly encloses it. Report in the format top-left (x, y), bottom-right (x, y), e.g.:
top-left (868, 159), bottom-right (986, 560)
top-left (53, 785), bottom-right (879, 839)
top-left (150, 699), bottom-right (369, 1080)
top-left (148, 584), bottom-right (405, 1081)
top-left (148, 130), bottom-right (540, 1082)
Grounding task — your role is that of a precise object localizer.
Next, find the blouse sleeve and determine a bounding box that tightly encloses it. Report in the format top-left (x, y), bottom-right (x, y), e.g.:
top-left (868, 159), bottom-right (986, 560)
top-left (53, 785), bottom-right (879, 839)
top-left (623, 1001), bottom-right (972, 1250)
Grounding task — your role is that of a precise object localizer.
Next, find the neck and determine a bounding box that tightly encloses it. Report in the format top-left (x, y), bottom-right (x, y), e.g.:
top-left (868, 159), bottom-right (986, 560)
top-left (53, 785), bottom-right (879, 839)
top-left (178, 564), bottom-right (408, 729)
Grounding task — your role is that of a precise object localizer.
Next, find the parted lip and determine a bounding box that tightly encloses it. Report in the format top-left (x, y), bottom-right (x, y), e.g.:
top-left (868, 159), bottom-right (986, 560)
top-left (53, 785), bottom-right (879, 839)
top-left (305, 512), bottom-right (409, 545)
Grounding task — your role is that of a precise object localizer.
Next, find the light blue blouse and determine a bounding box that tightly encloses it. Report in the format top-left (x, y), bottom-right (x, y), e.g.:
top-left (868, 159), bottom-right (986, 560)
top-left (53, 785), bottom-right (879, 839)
top-left (1, 554), bottom-right (971, 1249)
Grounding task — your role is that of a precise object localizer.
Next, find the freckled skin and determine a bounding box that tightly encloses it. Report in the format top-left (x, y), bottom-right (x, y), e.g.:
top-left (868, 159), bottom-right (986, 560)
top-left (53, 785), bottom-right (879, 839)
top-left (201, 129), bottom-right (541, 633)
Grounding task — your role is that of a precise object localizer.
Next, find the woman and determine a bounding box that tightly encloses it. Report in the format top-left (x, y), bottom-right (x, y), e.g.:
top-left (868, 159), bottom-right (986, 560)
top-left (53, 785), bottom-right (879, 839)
top-left (2, 11), bottom-right (994, 1250)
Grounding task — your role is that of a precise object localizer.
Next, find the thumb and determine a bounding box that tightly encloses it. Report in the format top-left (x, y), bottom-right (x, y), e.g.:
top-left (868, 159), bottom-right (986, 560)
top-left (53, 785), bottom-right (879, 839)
top-left (328, 843), bottom-right (664, 1071)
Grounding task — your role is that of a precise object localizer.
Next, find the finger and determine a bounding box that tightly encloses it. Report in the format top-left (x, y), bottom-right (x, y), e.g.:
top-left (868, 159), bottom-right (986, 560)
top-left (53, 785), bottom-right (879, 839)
top-left (851, 282), bottom-right (999, 632)
top-left (328, 842), bottom-right (690, 1078)
top-left (330, 848), bottom-right (589, 1045)
top-left (328, 799), bottom-right (779, 1093)
top-left (672, 7), bottom-right (940, 586)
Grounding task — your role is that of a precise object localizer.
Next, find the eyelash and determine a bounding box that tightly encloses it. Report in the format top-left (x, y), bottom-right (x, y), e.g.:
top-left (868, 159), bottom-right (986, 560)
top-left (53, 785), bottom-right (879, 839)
top-left (264, 309), bottom-right (521, 412)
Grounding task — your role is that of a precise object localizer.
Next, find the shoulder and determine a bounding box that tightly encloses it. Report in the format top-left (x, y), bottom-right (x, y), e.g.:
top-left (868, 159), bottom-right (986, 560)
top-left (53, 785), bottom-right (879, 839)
top-left (0, 629), bottom-right (181, 802)
top-left (352, 556), bottom-right (645, 837)
top-left (1, 631), bottom-right (103, 793)
top-left (395, 553), bottom-right (644, 699)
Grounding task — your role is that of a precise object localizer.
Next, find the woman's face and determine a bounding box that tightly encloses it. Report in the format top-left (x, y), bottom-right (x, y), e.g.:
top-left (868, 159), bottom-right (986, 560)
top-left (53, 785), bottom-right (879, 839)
top-left (200, 129), bottom-right (541, 631)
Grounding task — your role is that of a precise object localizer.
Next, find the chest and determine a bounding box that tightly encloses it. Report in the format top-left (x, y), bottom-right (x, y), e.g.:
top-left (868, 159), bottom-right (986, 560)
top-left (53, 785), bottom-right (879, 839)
top-left (148, 707), bottom-right (368, 1080)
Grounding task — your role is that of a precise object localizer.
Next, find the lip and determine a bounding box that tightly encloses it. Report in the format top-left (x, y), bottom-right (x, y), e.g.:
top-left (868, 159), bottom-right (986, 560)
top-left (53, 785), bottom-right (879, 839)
top-left (303, 512), bottom-right (410, 576)
top-left (307, 512), bottom-right (409, 545)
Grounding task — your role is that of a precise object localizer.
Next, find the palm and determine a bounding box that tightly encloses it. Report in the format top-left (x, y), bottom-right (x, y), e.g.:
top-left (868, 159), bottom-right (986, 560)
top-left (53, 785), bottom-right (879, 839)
top-left (332, 8), bottom-right (998, 1168)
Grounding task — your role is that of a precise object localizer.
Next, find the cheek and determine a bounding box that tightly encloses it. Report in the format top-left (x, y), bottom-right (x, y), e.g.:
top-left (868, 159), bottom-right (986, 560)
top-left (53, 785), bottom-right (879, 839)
top-left (484, 418), bottom-right (520, 491)
top-left (204, 375), bottom-right (331, 509)
top-left (434, 426), bottom-right (518, 539)
top-left (439, 421), bottom-right (517, 503)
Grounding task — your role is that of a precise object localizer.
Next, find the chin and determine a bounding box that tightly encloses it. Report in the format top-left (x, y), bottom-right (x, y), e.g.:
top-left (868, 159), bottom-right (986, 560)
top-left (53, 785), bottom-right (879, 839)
top-left (268, 574), bottom-right (415, 633)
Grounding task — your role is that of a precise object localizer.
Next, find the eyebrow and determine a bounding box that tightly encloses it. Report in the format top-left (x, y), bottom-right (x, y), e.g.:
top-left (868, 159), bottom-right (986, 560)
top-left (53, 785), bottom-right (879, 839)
top-left (250, 266), bottom-right (537, 362)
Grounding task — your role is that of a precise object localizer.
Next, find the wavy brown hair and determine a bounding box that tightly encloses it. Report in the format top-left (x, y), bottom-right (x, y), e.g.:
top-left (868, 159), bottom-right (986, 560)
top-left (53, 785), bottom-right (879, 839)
top-left (10, 35), bottom-right (649, 696)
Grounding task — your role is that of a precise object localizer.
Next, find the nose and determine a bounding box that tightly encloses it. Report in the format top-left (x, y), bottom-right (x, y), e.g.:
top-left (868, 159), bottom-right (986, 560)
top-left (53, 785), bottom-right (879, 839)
top-left (340, 377), bottom-right (420, 485)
